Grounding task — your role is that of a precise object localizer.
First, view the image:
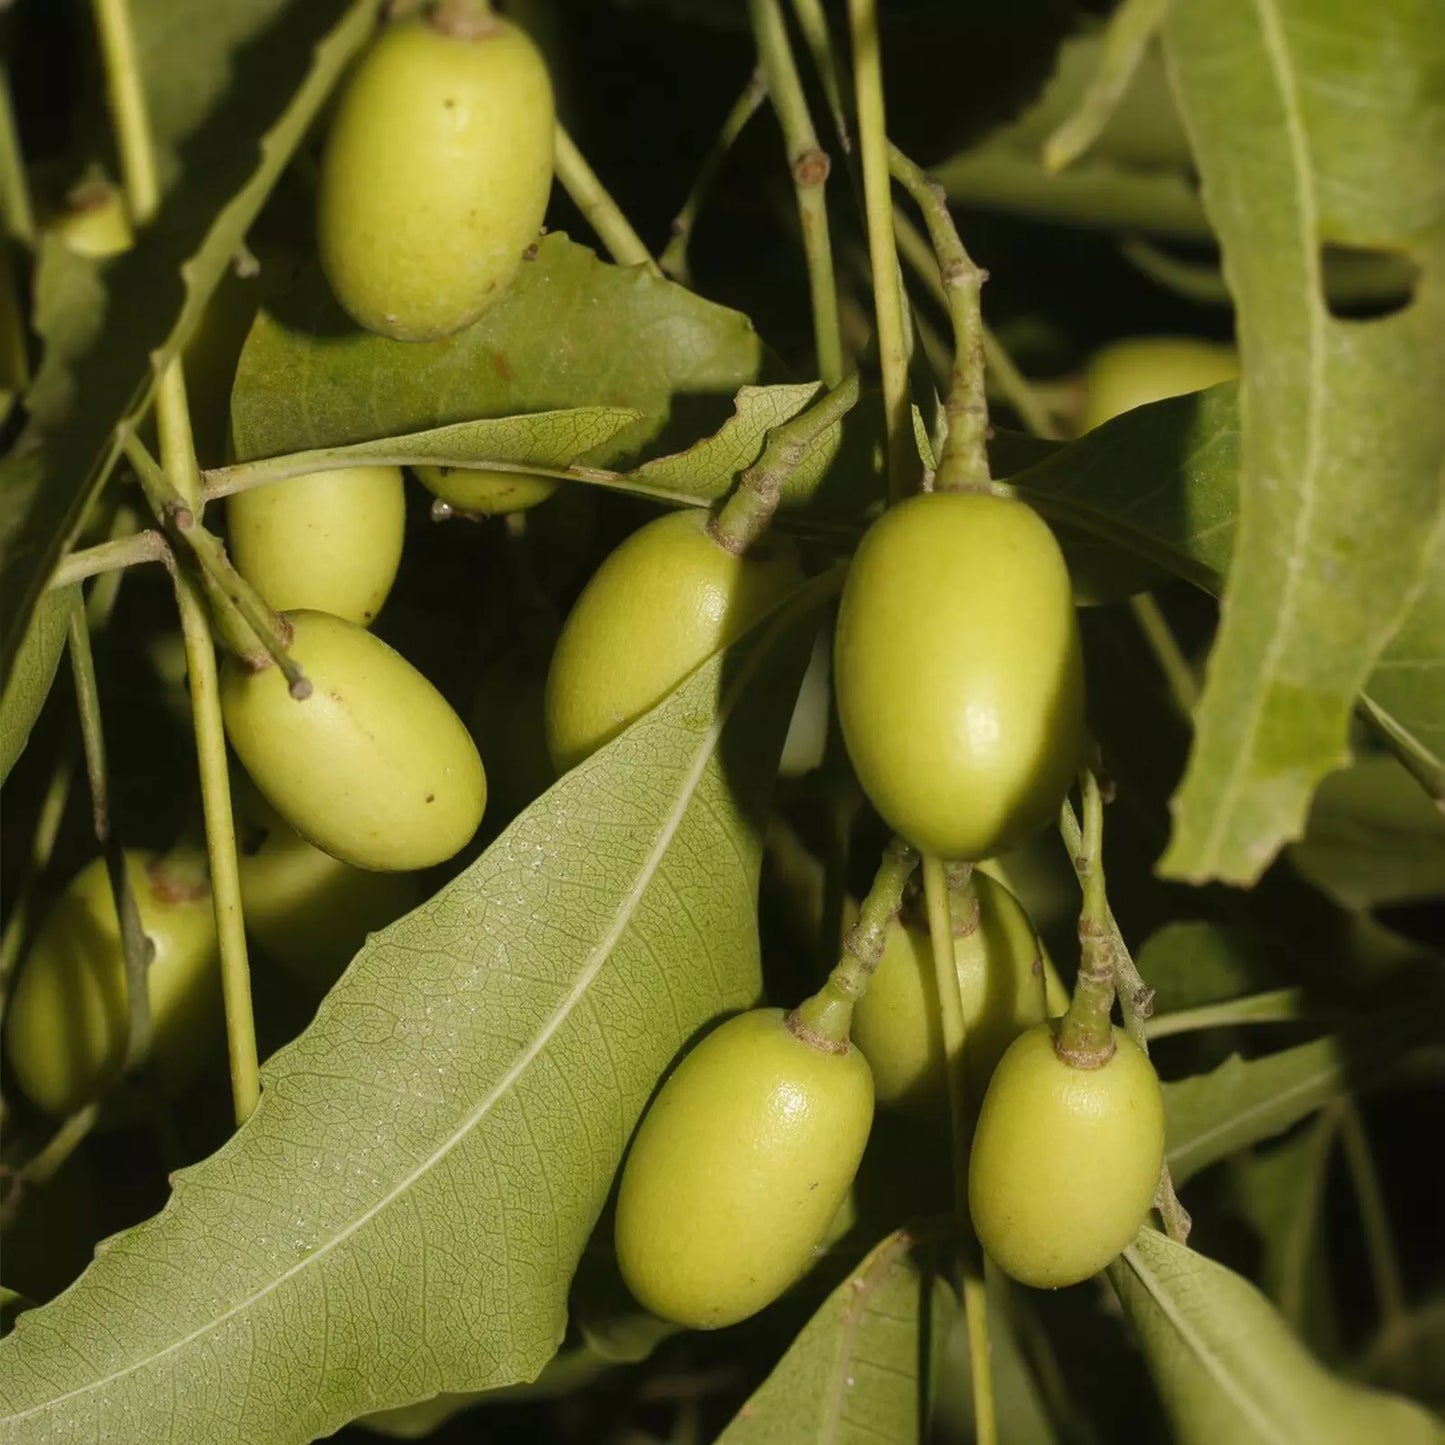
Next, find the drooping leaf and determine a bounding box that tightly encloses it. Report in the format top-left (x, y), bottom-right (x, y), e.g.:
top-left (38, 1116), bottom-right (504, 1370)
top-left (0, 577), bottom-right (824, 1444)
top-left (0, 583), bottom-right (73, 784)
top-left (1137, 921), bottom-right (1285, 1015)
top-left (715, 1227), bottom-right (951, 1445)
top-left (229, 234), bottom-right (764, 469)
top-left (0, 0), bottom-right (385, 686)
top-left (1157, 0), bottom-right (1445, 884)
top-left (1111, 1229), bottom-right (1442, 1444)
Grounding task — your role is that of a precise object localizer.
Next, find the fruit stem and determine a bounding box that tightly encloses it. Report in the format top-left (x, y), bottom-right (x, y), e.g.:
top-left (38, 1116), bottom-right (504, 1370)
top-left (553, 122), bottom-right (661, 278)
top-left (428, 0), bottom-right (499, 40)
top-left (660, 68), bottom-right (766, 285)
top-left (888, 146), bottom-right (991, 493)
top-left (789, 834), bottom-right (917, 1046)
top-left (749, 0), bottom-right (844, 388)
top-left (847, 0), bottom-right (914, 502)
top-left (90, 0), bottom-right (158, 226)
top-left (47, 529), bottom-right (173, 590)
top-left (788, 0), bottom-right (851, 150)
top-left (1055, 767), bottom-right (1118, 1067)
top-left (708, 370), bottom-right (861, 555)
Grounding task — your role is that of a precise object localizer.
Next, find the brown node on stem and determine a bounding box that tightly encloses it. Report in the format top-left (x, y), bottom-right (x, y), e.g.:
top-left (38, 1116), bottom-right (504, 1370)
top-left (1052, 1025), bottom-right (1117, 1071)
top-left (428, 0), bottom-right (502, 41)
top-left (784, 1007), bottom-right (852, 1056)
top-left (793, 148), bottom-right (831, 187)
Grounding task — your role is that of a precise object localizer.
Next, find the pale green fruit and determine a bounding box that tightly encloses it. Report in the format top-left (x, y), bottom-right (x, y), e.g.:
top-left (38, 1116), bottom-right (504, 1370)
top-left (969, 1024), bottom-right (1165, 1288)
top-left (226, 467), bottom-right (406, 627)
top-left (414, 465), bottom-right (558, 517)
top-left (1079, 336), bottom-right (1238, 433)
top-left (220, 610), bottom-right (486, 871)
top-left (237, 790), bottom-right (416, 992)
top-left (52, 180), bottom-right (133, 259)
top-left (545, 510), bottom-right (803, 773)
top-left (4, 852), bottom-right (221, 1115)
top-left (317, 15), bottom-right (554, 341)
top-left (852, 873), bottom-right (1069, 1108)
top-left (615, 1008), bottom-right (874, 1329)
top-left (834, 492), bottom-right (1084, 860)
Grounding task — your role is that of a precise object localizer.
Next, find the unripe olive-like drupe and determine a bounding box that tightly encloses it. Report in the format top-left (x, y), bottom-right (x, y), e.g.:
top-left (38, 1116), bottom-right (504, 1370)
top-left (1079, 336), bottom-right (1238, 433)
top-left (237, 789), bottom-right (416, 992)
top-left (833, 492), bottom-right (1084, 860)
top-left (414, 465), bottom-right (558, 517)
top-left (317, 15), bottom-right (554, 341)
top-left (220, 610), bottom-right (486, 871)
top-left (615, 1007), bottom-right (874, 1329)
top-left (544, 510), bottom-right (803, 773)
top-left (4, 852), bottom-right (221, 1115)
top-left (227, 467), bottom-right (406, 627)
top-left (852, 873), bottom-right (1069, 1108)
top-left (968, 1024), bottom-right (1165, 1288)
top-left (52, 179), bottom-right (134, 260)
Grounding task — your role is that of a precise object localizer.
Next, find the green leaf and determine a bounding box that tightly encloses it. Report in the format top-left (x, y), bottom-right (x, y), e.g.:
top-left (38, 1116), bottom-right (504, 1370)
top-left (1290, 755), bottom-right (1445, 910)
top-left (1137, 921), bottom-right (1284, 1015)
top-left (715, 1228), bottom-right (949, 1445)
top-left (1112, 1230), bottom-right (1443, 1444)
top-left (1157, 0), bottom-right (1445, 884)
top-left (0, 578), bottom-right (823, 1444)
top-left (0, 0), bottom-right (384, 686)
top-left (0, 584), bottom-right (73, 784)
top-left (230, 234), bottom-right (763, 468)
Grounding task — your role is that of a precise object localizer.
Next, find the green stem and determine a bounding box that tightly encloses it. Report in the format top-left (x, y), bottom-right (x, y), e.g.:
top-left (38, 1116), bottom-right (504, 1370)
top-left (1339, 1097), bottom-right (1406, 1328)
top-left (1041, 0), bottom-right (1173, 175)
top-left (47, 529), bottom-right (172, 591)
top-left (1279, 1102), bottom-right (1343, 1330)
top-left (847, 0), bottom-right (912, 502)
top-left (659, 69), bottom-right (766, 285)
top-left (1144, 988), bottom-right (1305, 1040)
top-left (65, 599), bottom-right (155, 1074)
top-left (0, 756), bottom-right (75, 1006)
top-left (819, 703), bottom-right (857, 973)
top-left (1129, 592), bottom-right (1199, 716)
top-left (788, 0), bottom-right (850, 149)
top-left (708, 371), bottom-right (860, 554)
top-left (1055, 769), bottom-right (1117, 1066)
top-left (90, 0), bottom-right (160, 225)
top-left (1153, 1166), bottom-right (1192, 1245)
top-left (0, 62), bottom-right (35, 244)
top-left (788, 835), bottom-right (918, 1047)
top-left (553, 122), bottom-right (660, 277)
top-left (750, 0), bottom-right (843, 387)
top-left (887, 146), bottom-right (990, 492)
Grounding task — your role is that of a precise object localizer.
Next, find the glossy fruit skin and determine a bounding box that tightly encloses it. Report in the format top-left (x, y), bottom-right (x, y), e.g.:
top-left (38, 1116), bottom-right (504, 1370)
top-left (4, 852), bottom-right (221, 1115)
top-left (414, 465), bottom-right (558, 517)
top-left (968, 1024), bottom-right (1165, 1288)
top-left (544, 510), bottom-right (803, 773)
top-left (220, 610), bottom-right (486, 871)
top-left (1080, 337), bottom-right (1238, 433)
top-left (852, 873), bottom-right (1069, 1108)
top-left (834, 492), bottom-right (1085, 860)
top-left (615, 1008), bottom-right (874, 1329)
top-left (317, 16), bottom-right (554, 341)
top-left (227, 466), bottom-right (406, 627)
top-left (236, 790), bottom-right (416, 992)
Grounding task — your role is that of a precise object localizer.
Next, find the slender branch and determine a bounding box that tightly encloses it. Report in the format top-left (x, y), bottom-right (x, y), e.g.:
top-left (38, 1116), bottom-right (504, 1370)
top-left (553, 121), bottom-right (660, 277)
top-left (819, 707), bottom-right (858, 973)
top-left (708, 371), bottom-right (860, 554)
top-left (90, 0), bottom-right (159, 224)
top-left (65, 598), bottom-right (155, 1074)
top-left (9, 1103), bottom-right (101, 1204)
top-left (1041, 0), bottom-right (1173, 175)
top-left (888, 146), bottom-right (990, 491)
top-left (1279, 1102), bottom-right (1343, 1331)
top-left (0, 62), bottom-right (35, 244)
top-left (1055, 769), bottom-right (1117, 1066)
top-left (1144, 988), bottom-right (1305, 1040)
top-left (750, 0), bottom-right (843, 387)
top-left (788, 0), bottom-right (850, 149)
top-left (847, 0), bottom-right (912, 501)
top-left (1129, 592), bottom-right (1199, 716)
top-left (1339, 1097), bottom-right (1406, 1328)
top-left (47, 529), bottom-right (171, 591)
top-left (660, 70), bottom-right (766, 284)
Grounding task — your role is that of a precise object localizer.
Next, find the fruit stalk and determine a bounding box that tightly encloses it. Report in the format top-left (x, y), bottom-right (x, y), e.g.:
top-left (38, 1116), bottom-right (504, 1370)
top-left (1055, 766), bottom-right (1118, 1066)
top-left (708, 370), bottom-right (861, 555)
top-left (553, 122), bottom-right (660, 277)
top-left (90, 0), bottom-right (157, 225)
top-left (787, 0), bottom-right (851, 149)
top-left (749, 0), bottom-right (843, 387)
top-left (788, 834), bottom-right (917, 1046)
top-left (47, 529), bottom-right (172, 591)
top-left (429, 0), bottom-right (497, 39)
top-left (888, 145), bottom-right (990, 493)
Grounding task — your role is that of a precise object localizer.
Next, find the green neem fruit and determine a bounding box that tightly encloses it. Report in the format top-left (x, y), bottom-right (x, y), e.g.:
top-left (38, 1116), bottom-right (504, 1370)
top-left (968, 1023), bottom-right (1165, 1288)
top-left (226, 467), bottom-right (406, 627)
top-left (4, 852), bottom-right (221, 1115)
top-left (52, 179), bottom-right (134, 259)
top-left (236, 790), bottom-right (416, 992)
top-left (615, 1007), bottom-right (874, 1329)
top-left (317, 14), bottom-right (554, 341)
top-left (414, 465), bottom-right (558, 517)
top-left (1079, 336), bottom-right (1238, 433)
top-left (834, 492), bottom-right (1085, 861)
top-left (220, 610), bottom-right (486, 871)
top-left (852, 873), bottom-right (1069, 1108)
top-left (544, 510), bottom-right (803, 773)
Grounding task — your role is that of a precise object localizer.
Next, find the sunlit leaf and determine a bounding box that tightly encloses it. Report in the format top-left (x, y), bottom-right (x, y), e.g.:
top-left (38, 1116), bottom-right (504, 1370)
top-left (0, 583), bottom-right (73, 784)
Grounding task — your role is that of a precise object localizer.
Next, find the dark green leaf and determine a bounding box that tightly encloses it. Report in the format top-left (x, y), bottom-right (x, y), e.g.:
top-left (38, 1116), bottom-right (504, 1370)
top-left (0, 584), bottom-right (73, 784)
top-left (1159, 0), bottom-right (1445, 883)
